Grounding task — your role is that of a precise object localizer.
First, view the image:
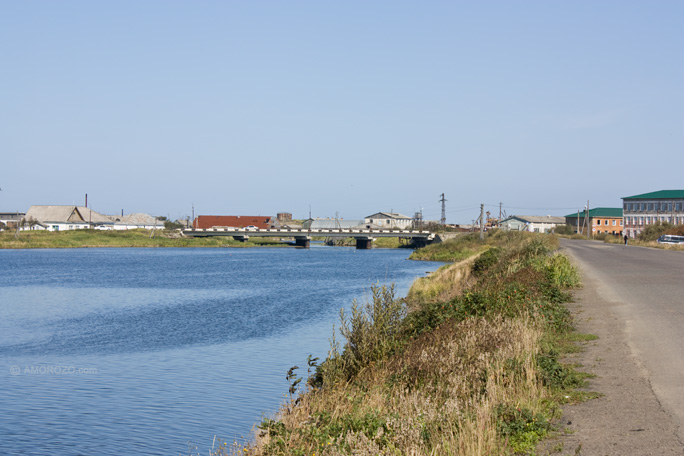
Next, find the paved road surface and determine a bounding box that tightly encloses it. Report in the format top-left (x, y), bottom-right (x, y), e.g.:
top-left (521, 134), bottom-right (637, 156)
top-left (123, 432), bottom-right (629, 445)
top-left (551, 239), bottom-right (684, 454)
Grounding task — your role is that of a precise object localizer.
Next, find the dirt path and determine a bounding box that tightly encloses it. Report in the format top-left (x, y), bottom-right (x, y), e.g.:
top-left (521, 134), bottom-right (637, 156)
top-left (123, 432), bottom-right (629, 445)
top-left (539, 246), bottom-right (684, 455)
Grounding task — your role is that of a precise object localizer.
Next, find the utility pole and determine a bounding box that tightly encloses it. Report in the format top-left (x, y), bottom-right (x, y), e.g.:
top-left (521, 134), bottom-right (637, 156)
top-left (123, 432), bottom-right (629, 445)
top-left (439, 193), bottom-right (447, 226)
top-left (577, 209), bottom-right (581, 234)
top-left (479, 204), bottom-right (485, 240)
top-left (499, 202), bottom-right (502, 221)
top-left (584, 200), bottom-right (590, 239)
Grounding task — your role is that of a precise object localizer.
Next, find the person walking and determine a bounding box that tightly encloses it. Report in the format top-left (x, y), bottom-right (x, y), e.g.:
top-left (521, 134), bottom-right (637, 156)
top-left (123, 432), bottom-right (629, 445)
top-left (624, 234), bottom-right (628, 245)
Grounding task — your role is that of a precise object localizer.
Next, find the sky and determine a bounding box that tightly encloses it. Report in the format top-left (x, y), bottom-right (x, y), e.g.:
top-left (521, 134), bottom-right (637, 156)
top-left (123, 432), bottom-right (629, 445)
top-left (1, 1), bottom-right (682, 224)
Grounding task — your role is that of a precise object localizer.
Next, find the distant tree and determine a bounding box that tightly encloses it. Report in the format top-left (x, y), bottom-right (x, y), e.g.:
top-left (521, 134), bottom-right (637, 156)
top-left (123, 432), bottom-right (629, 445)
top-left (164, 220), bottom-right (184, 230)
top-left (554, 224), bottom-right (574, 235)
top-left (638, 222), bottom-right (672, 242)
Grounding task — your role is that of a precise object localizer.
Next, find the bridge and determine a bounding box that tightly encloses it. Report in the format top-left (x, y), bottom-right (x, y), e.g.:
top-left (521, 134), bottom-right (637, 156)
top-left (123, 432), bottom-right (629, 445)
top-left (181, 227), bottom-right (435, 249)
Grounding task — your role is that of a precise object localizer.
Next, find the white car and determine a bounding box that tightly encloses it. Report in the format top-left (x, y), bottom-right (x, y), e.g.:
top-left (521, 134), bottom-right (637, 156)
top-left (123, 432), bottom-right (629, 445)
top-left (656, 235), bottom-right (684, 244)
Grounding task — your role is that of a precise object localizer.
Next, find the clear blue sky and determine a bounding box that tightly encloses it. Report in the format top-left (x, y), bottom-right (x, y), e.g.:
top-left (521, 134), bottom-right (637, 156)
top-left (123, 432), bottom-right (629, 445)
top-left (2, 1), bottom-right (682, 223)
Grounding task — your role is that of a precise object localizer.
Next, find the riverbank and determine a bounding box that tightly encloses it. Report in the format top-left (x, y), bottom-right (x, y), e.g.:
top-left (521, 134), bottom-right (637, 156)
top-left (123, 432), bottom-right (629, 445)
top-left (217, 231), bottom-right (587, 455)
top-left (0, 229), bottom-right (287, 249)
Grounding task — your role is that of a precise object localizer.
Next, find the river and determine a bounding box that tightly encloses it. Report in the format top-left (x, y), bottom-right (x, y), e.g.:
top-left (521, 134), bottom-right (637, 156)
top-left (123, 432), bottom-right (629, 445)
top-left (0, 245), bottom-right (441, 455)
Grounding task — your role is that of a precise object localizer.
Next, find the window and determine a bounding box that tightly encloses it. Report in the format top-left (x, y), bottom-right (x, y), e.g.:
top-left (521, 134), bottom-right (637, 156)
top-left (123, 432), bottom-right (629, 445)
top-left (620, 220), bottom-right (623, 226)
top-left (612, 220), bottom-right (616, 226)
top-left (668, 203), bottom-right (673, 212)
top-left (640, 203), bottom-right (645, 211)
top-left (595, 219), bottom-right (600, 225)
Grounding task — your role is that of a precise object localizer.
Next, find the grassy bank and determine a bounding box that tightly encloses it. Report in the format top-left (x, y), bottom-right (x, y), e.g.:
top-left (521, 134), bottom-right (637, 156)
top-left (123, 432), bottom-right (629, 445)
top-left (0, 229), bottom-right (285, 249)
top-left (217, 231), bottom-right (587, 455)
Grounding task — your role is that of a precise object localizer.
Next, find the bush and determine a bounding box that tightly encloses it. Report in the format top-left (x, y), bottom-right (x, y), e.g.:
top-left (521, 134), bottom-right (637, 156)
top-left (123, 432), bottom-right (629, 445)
top-left (638, 222), bottom-right (673, 242)
top-left (472, 248), bottom-right (500, 275)
top-left (320, 284), bottom-right (406, 385)
top-left (554, 224), bottom-right (575, 235)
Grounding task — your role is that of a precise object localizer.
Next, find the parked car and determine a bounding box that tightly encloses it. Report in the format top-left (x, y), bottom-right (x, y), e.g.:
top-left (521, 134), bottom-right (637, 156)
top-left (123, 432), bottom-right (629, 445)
top-left (244, 225), bottom-right (258, 231)
top-left (656, 235), bottom-right (684, 244)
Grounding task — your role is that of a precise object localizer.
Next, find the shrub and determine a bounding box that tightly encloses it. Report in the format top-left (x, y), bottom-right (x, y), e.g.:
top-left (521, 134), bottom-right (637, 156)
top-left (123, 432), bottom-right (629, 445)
top-left (320, 284), bottom-right (406, 385)
top-left (472, 248), bottom-right (500, 275)
top-left (638, 222), bottom-right (673, 242)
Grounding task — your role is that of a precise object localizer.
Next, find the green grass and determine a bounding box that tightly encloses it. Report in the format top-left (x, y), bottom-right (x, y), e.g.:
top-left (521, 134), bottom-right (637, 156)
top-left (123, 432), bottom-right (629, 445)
top-left (223, 231), bottom-right (593, 456)
top-left (0, 229), bottom-right (285, 249)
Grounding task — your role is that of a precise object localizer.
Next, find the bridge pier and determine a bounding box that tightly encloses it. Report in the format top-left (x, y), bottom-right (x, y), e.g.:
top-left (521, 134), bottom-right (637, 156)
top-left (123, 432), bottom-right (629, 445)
top-left (412, 237), bottom-right (428, 248)
top-left (295, 237), bottom-right (310, 248)
top-left (355, 238), bottom-right (373, 250)
top-left (232, 235), bottom-right (249, 242)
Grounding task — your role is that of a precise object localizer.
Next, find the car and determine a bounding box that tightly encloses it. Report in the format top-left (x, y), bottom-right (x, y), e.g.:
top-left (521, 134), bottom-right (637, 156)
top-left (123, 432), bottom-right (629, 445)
top-left (656, 234), bottom-right (684, 244)
top-left (244, 225), bottom-right (258, 231)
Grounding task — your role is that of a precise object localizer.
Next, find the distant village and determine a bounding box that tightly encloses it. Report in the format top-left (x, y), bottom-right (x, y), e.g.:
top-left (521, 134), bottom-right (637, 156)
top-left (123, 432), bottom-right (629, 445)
top-left (1, 189), bottom-right (683, 239)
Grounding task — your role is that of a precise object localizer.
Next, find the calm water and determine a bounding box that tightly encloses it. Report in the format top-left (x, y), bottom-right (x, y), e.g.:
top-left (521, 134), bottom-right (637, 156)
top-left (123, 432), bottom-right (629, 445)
top-left (0, 245), bottom-right (441, 455)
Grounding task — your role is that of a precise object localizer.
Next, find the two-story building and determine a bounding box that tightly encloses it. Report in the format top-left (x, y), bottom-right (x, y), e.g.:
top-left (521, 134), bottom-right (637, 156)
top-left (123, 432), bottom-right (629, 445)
top-left (622, 190), bottom-right (684, 238)
top-left (565, 208), bottom-right (623, 236)
top-left (364, 212), bottom-right (413, 230)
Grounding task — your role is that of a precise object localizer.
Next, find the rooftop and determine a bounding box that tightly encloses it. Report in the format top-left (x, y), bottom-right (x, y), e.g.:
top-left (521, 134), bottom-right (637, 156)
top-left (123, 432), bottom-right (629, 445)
top-left (565, 208), bottom-right (623, 218)
top-left (623, 190), bottom-right (684, 200)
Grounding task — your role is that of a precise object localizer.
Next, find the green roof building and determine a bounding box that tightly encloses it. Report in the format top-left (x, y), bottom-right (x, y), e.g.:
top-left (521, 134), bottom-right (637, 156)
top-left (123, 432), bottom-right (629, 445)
top-left (565, 208), bottom-right (624, 236)
top-left (622, 190), bottom-right (684, 238)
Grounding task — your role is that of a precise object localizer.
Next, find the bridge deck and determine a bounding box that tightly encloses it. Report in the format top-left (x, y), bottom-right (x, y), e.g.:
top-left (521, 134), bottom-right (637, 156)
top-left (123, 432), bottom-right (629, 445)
top-left (182, 228), bottom-right (433, 239)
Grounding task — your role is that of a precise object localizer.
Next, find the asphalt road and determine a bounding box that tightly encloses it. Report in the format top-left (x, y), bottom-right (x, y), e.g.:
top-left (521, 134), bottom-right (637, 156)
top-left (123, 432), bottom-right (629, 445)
top-left (555, 239), bottom-right (684, 454)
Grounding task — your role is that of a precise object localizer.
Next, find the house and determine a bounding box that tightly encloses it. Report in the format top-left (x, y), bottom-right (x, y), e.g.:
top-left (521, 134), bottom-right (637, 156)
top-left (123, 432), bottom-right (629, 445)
top-left (111, 213), bottom-right (165, 230)
top-left (499, 215), bottom-right (566, 233)
top-left (622, 190), bottom-right (684, 238)
top-left (192, 215), bottom-right (273, 230)
top-left (565, 208), bottom-right (623, 236)
top-left (24, 206), bottom-right (114, 231)
top-left (364, 212), bottom-right (413, 230)
top-left (302, 218), bottom-right (366, 230)
top-left (0, 212), bottom-right (25, 230)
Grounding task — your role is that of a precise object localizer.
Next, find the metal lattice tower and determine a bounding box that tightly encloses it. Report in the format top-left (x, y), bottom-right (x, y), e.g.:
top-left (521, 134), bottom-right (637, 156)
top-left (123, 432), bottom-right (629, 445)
top-left (439, 193), bottom-right (447, 226)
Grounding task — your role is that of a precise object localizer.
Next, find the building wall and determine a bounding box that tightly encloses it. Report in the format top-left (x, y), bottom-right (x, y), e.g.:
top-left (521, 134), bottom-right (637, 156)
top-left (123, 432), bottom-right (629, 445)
top-left (364, 214), bottom-right (413, 229)
top-left (623, 199), bottom-right (684, 238)
top-left (591, 217), bottom-right (623, 235)
top-left (193, 215), bottom-right (272, 229)
top-left (499, 219), bottom-right (528, 231)
top-left (527, 222), bottom-right (562, 233)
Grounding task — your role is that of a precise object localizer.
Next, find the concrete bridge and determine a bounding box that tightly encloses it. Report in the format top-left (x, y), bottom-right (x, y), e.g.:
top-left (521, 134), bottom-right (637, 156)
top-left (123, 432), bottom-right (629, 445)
top-left (181, 227), bottom-right (435, 249)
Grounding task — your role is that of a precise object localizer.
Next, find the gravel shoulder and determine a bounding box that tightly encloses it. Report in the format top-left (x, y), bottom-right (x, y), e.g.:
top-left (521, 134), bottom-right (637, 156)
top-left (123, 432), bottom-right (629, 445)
top-left (538, 248), bottom-right (684, 455)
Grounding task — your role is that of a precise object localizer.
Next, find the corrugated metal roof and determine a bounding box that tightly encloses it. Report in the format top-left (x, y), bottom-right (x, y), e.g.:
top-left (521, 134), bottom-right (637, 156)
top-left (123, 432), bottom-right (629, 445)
top-left (26, 205), bottom-right (83, 223)
top-left (115, 213), bottom-right (163, 226)
top-left (565, 208), bottom-right (623, 218)
top-left (622, 190), bottom-right (684, 200)
top-left (26, 206), bottom-right (113, 224)
top-left (308, 219), bottom-right (364, 229)
top-left (365, 212), bottom-right (412, 219)
top-left (502, 215), bottom-right (566, 224)
top-left (76, 207), bottom-right (114, 224)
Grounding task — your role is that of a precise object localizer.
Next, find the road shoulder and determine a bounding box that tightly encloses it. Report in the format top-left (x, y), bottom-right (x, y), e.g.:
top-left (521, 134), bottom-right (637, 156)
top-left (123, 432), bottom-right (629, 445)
top-left (538, 251), bottom-right (683, 455)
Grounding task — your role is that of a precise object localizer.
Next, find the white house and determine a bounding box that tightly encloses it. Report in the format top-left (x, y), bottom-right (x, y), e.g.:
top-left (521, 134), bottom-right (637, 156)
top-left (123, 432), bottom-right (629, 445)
top-left (111, 213), bottom-right (165, 230)
top-left (364, 212), bottom-right (413, 230)
top-left (23, 206), bottom-right (114, 231)
top-left (498, 215), bottom-right (566, 233)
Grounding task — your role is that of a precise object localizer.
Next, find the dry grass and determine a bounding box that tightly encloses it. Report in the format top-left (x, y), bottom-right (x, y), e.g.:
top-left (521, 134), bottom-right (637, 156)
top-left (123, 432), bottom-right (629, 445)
top-left (214, 232), bottom-right (580, 456)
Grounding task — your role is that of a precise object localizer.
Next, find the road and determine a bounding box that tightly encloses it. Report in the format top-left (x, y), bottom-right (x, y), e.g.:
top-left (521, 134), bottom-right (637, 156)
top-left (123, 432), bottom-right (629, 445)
top-left (548, 239), bottom-right (684, 454)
